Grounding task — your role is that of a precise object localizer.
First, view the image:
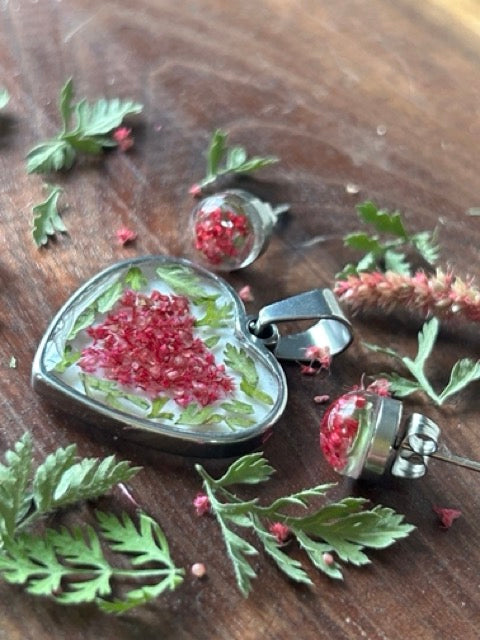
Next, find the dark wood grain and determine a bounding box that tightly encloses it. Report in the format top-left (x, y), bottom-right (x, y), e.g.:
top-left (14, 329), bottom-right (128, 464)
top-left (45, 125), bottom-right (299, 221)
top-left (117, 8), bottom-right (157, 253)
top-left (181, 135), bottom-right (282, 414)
top-left (1, 1), bottom-right (479, 638)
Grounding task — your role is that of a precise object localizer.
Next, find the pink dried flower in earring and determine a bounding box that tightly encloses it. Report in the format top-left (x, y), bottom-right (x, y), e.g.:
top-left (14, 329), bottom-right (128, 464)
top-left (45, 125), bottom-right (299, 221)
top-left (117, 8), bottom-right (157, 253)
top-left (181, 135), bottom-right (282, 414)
top-left (334, 269), bottom-right (480, 325)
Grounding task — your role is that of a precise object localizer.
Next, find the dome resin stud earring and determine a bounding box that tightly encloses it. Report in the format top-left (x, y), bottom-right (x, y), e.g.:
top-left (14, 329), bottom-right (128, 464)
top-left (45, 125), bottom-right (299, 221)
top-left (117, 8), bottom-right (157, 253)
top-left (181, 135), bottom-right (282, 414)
top-left (189, 189), bottom-right (288, 271)
top-left (320, 391), bottom-right (480, 480)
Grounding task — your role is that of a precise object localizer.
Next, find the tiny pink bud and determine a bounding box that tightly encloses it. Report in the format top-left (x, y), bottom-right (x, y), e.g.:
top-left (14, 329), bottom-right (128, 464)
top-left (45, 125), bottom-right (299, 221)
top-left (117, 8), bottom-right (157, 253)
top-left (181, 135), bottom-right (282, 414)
top-left (189, 184), bottom-right (202, 197)
top-left (303, 345), bottom-right (331, 370)
top-left (191, 562), bottom-right (207, 578)
top-left (269, 522), bottom-right (290, 543)
top-left (300, 364), bottom-right (317, 376)
top-left (238, 285), bottom-right (254, 303)
top-left (116, 226), bottom-right (137, 245)
top-left (433, 506), bottom-right (462, 529)
top-left (322, 552), bottom-right (335, 566)
top-left (304, 345), bottom-right (323, 360)
top-left (366, 378), bottom-right (391, 397)
top-left (193, 492), bottom-right (211, 516)
top-left (113, 126), bottom-right (134, 151)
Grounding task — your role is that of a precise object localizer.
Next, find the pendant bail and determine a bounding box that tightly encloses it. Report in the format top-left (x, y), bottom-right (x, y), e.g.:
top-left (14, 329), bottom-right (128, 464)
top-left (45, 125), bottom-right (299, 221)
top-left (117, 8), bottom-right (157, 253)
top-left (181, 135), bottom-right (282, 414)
top-left (247, 288), bottom-right (353, 361)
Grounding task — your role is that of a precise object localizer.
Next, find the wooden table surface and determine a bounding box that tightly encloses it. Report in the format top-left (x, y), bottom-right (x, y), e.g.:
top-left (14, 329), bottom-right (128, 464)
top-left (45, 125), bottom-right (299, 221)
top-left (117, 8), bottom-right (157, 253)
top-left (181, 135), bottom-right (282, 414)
top-left (1, 1), bottom-right (480, 638)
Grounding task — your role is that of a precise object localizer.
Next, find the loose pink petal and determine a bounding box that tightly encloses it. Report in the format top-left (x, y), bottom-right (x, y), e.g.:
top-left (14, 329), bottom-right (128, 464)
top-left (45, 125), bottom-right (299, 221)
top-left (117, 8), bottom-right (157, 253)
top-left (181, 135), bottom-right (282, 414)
top-left (300, 364), bottom-right (317, 376)
top-left (113, 126), bottom-right (134, 151)
top-left (366, 378), bottom-right (391, 397)
top-left (116, 226), bottom-right (137, 245)
top-left (238, 285), bottom-right (254, 302)
top-left (433, 506), bottom-right (462, 529)
top-left (303, 345), bottom-right (331, 370)
top-left (314, 394), bottom-right (330, 404)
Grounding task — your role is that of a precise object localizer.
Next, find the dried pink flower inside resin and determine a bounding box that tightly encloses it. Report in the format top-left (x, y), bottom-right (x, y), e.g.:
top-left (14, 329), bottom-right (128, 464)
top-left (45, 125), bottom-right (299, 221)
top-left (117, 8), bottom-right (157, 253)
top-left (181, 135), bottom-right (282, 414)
top-left (320, 392), bottom-right (366, 471)
top-left (79, 289), bottom-right (234, 406)
top-left (194, 206), bottom-right (252, 266)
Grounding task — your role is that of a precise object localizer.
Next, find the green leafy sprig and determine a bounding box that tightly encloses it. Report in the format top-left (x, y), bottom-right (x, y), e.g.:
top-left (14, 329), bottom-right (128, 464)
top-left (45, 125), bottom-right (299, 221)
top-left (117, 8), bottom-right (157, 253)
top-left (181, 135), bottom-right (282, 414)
top-left (365, 317), bottom-right (480, 405)
top-left (0, 511), bottom-right (184, 614)
top-left (194, 129), bottom-right (279, 191)
top-left (32, 185), bottom-right (66, 247)
top-left (26, 78), bottom-right (142, 174)
top-left (196, 453), bottom-right (413, 596)
top-left (0, 434), bottom-right (183, 613)
top-left (0, 433), bottom-right (139, 540)
top-left (337, 201), bottom-right (439, 279)
top-left (0, 88), bottom-right (10, 109)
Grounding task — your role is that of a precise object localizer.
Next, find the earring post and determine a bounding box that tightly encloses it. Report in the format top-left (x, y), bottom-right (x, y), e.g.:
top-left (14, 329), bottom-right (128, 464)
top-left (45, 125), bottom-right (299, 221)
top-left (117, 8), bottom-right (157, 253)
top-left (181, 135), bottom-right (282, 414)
top-left (400, 441), bottom-right (480, 473)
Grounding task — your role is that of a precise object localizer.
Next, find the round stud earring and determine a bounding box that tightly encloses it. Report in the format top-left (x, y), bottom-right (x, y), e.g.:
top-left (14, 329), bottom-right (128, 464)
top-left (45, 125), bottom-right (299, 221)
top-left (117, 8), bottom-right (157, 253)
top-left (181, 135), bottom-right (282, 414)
top-left (188, 189), bottom-right (288, 271)
top-left (320, 390), bottom-right (480, 480)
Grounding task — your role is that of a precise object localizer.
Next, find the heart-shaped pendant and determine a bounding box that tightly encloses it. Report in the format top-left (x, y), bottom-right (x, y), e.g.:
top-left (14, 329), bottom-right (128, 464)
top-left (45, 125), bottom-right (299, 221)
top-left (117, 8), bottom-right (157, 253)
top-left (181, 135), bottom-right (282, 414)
top-left (32, 256), bottom-right (352, 457)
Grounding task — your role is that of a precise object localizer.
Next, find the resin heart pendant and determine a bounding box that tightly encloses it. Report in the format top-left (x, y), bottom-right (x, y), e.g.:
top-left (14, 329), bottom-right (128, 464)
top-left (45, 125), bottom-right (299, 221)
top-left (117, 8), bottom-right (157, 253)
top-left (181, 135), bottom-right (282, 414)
top-left (33, 256), bottom-right (352, 457)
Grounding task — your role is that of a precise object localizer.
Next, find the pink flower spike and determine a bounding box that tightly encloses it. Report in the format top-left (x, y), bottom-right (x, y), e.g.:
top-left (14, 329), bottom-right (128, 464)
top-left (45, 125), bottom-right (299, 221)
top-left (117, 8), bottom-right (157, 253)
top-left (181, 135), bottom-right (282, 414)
top-left (269, 522), bottom-right (290, 544)
top-left (433, 506), bottom-right (462, 529)
top-left (193, 492), bottom-right (211, 516)
top-left (113, 126), bottom-right (134, 151)
top-left (334, 268), bottom-right (480, 326)
top-left (116, 226), bottom-right (137, 245)
top-left (238, 285), bottom-right (254, 302)
top-left (189, 184), bottom-right (202, 198)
